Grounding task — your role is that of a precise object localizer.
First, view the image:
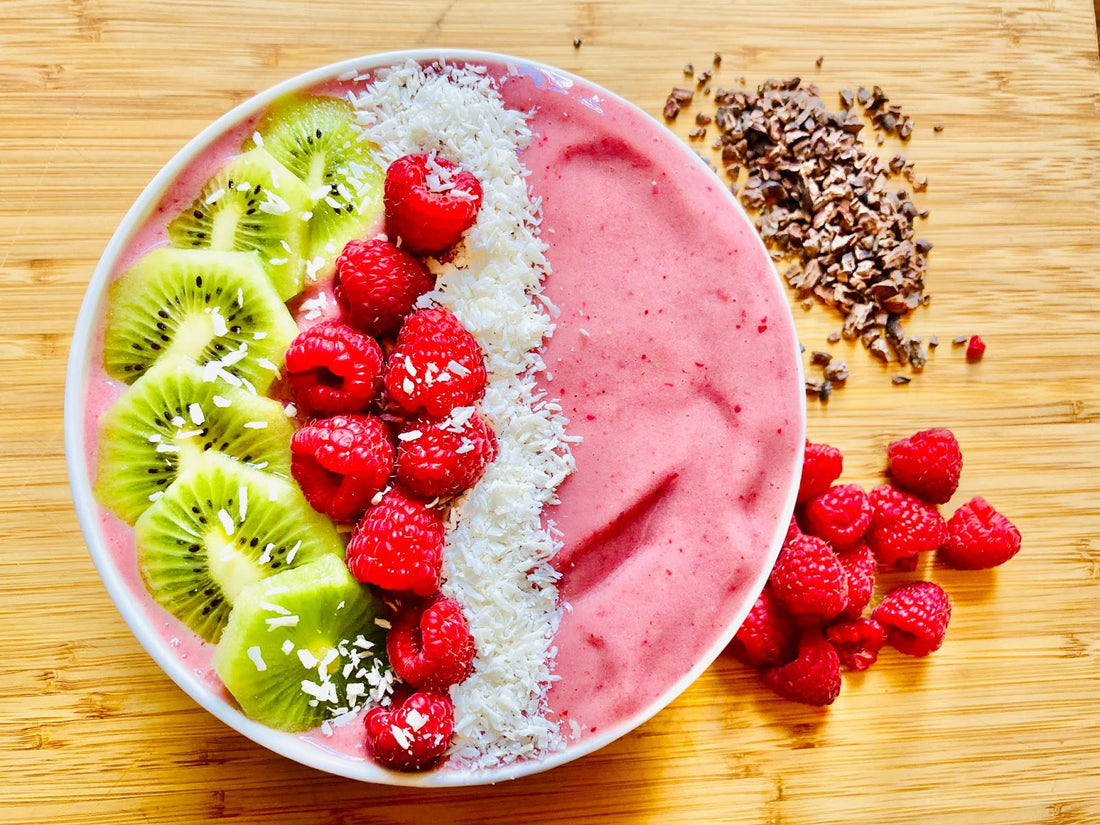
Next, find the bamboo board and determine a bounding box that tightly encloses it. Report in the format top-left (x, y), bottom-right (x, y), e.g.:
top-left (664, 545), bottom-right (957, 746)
top-left (2, 1), bottom-right (1100, 823)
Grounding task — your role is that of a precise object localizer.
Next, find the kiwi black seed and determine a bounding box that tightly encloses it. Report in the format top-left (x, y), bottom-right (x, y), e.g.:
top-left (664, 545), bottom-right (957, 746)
top-left (95, 355), bottom-right (295, 525)
top-left (213, 554), bottom-right (390, 731)
top-left (134, 451), bottom-right (346, 644)
top-left (253, 95), bottom-right (384, 271)
top-left (101, 247), bottom-right (298, 391)
top-left (167, 148), bottom-right (311, 299)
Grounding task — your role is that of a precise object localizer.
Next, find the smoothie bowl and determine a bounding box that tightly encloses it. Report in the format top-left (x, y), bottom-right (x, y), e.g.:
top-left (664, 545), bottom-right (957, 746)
top-left (64, 49), bottom-right (805, 786)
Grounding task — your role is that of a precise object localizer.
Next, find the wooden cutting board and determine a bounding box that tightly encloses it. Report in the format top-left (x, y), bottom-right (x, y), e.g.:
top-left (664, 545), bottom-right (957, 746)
top-left (3, 1), bottom-right (1099, 823)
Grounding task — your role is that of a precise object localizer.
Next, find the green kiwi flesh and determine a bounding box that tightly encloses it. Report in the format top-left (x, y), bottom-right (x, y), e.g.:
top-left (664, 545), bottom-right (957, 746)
top-left (95, 355), bottom-right (294, 525)
top-left (213, 554), bottom-right (391, 732)
top-left (167, 148), bottom-right (311, 299)
top-left (135, 451), bottom-right (346, 644)
top-left (253, 95), bottom-right (384, 271)
top-left (102, 247), bottom-right (298, 392)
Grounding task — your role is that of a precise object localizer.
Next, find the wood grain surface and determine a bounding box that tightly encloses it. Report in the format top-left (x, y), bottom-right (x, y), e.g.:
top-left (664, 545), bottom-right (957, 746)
top-left (3, 1), bottom-right (1100, 823)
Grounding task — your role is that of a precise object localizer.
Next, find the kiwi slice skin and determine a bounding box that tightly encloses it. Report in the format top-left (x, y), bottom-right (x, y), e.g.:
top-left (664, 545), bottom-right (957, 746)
top-left (254, 95), bottom-right (384, 269)
top-left (94, 355), bottom-right (295, 525)
top-left (167, 148), bottom-right (311, 299)
top-left (213, 555), bottom-right (390, 732)
top-left (102, 247), bottom-right (298, 392)
top-left (135, 451), bottom-right (346, 644)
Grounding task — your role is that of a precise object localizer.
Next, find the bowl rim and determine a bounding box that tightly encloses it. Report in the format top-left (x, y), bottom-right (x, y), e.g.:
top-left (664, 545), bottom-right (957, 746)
top-left (64, 47), bottom-right (806, 788)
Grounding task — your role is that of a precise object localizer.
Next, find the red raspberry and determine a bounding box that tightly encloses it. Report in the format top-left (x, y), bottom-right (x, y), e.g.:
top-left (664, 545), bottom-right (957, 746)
top-left (290, 414), bottom-right (394, 522)
top-left (836, 542), bottom-right (876, 619)
top-left (387, 596), bottom-right (476, 690)
top-left (384, 153), bottom-right (483, 256)
top-left (396, 409), bottom-right (497, 499)
top-left (802, 483), bottom-right (872, 549)
top-left (334, 238), bottom-right (435, 337)
top-left (768, 534), bottom-right (848, 622)
top-left (364, 690), bottom-right (454, 771)
top-left (798, 440), bottom-right (844, 504)
top-left (966, 335), bottom-right (986, 361)
top-left (345, 486), bottom-right (445, 596)
top-left (872, 581), bottom-right (951, 657)
top-left (865, 484), bottom-right (947, 567)
top-left (284, 321), bottom-right (383, 416)
top-left (826, 617), bottom-right (886, 671)
top-left (940, 496), bottom-right (1022, 570)
top-left (762, 629), bottom-right (842, 706)
top-left (731, 589), bottom-right (797, 668)
top-left (384, 307), bottom-right (487, 418)
top-left (886, 427), bottom-right (963, 505)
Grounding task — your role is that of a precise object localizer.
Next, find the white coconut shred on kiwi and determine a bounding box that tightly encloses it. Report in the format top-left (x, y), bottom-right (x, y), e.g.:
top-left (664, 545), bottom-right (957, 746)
top-left (347, 60), bottom-right (578, 768)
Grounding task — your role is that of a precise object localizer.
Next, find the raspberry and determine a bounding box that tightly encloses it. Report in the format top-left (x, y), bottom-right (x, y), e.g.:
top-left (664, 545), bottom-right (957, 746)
top-left (346, 487), bottom-right (445, 596)
top-left (836, 542), bottom-right (876, 619)
top-left (290, 414), bottom-right (394, 522)
top-left (387, 596), bottom-right (476, 690)
top-left (768, 534), bottom-right (848, 622)
top-left (940, 496), bottom-right (1022, 570)
top-left (384, 307), bottom-right (487, 417)
top-left (396, 409), bottom-right (497, 499)
top-left (798, 440), bottom-right (844, 504)
top-left (966, 335), bottom-right (986, 361)
top-left (872, 581), bottom-right (951, 657)
top-left (731, 589), bottom-right (797, 667)
top-left (284, 321), bottom-right (383, 416)
top-left (802, 483), bottom-right (872, 549)
top-left (762, 629), bottom-right (842, 706)
top-left (886, 427), bottom-right (963, 505)
top-left (865, 484), bottom-right (947, 567)
top-left (334, 238), bottom-right (435, 337)
top-left (364, 690), bottom-right (454, 771)
top-left (384, 153), bottom-right (483, 256)
top-left (826, 617), bottom-right (886, 671)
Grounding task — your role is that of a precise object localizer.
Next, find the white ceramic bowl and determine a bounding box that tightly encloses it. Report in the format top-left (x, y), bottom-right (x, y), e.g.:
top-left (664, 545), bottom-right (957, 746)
top-left (65, 49), bottom-right (804, 786)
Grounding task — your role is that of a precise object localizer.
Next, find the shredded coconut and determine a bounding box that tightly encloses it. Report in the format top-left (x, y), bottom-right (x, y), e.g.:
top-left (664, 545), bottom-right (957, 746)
top-left (351, 61), bottom-right (576, 769)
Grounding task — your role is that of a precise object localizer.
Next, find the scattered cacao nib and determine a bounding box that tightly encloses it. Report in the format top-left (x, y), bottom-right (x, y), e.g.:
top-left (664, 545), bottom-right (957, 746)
top-left (810, 350), bottom-right (832, 366)
top-left (695, 112), bottom-right (713, 126)
top-left (663, 98), bottom-right (681, 121)
top-left (892, 375), bottom-right (912, 385)
top-left (952, 335), bottom-right (969, 346)
top-left (824, 359), bottom-right (849, 382)
top-left (697, 70), bottom-right (712, 88)
top-left (573, 37), bottom-right (582, 49)
top-left (929, 335), bottom-right (939, 348)
top-left (934, 123), bottom-right (945, 132)
top-left (827, 331), bottom-right (841, 343)
top-left (684, 63), bottom-right (694, 76)
top-left (688, 126), bottom-right (707, 140)
top-left (714, 53), bottom-right (722, 67)
top-left (670, 87), bottom-right (694, 104)
top-left (815, 55), bottom-right (824, 68)
top-left (666, 69), bottom-right (934, 390)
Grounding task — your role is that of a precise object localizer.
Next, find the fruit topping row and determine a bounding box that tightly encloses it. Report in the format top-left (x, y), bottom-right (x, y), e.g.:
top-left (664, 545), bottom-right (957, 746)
top-left (94, 88), bottom-right (499, 770)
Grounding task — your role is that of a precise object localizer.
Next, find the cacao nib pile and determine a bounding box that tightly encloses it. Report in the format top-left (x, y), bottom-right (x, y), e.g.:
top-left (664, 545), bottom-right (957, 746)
top-left (665, 60), bottom-right (939, 399)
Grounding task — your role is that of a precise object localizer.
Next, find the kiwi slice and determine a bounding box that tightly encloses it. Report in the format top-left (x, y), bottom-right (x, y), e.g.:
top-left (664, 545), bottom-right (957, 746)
top-left (102, 247), bottom-right (298, 392)
top-left (95, 355), bottom-right (294, 524)
top-left (213, 554), bottom-right (391, 731)
top-left (167, 148), bottom-right (311, 299)
top-left (253, 95), bottom-right (384, 270)
top-left (135, 451), bottom-right (346, 644)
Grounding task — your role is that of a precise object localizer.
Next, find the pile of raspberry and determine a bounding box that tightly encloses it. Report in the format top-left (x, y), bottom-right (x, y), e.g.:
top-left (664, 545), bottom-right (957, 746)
top-left (733, 428), bottom-right (1022, 706)
top-left (282, 153), bottom-right (490, 770)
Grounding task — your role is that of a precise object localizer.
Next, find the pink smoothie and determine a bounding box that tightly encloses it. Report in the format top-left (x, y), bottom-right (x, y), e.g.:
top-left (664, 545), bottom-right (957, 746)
top-left (496, 74), bottom-right (802, 736)
top-left (77, 58), bottom-right (802, 771)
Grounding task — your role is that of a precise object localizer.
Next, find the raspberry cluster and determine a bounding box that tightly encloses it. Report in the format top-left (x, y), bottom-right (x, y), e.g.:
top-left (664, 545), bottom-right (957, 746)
top-left (734, 427), bottom-right (1021, 706)
top-left (281, 153), bottom-right (487, 771)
